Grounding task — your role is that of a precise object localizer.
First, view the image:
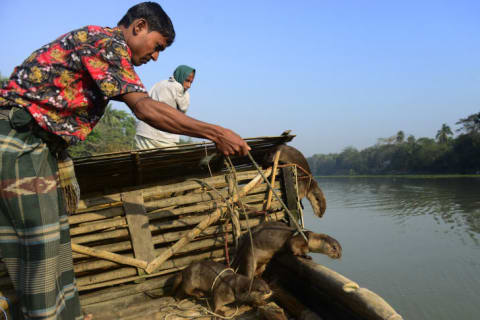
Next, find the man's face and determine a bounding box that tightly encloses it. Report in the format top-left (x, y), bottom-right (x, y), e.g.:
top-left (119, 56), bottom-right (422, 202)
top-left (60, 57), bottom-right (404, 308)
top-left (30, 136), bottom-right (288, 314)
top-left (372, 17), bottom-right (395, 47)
top-left (126, 19), bottom-right (168, 66)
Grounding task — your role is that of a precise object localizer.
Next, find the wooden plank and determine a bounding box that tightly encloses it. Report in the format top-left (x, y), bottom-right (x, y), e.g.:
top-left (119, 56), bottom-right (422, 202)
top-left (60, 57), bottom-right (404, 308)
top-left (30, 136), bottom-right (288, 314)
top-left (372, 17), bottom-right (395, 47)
top-left (281, 166), bottom-right (300, 226)
top-left (122, 189), bottom-right (156, 274)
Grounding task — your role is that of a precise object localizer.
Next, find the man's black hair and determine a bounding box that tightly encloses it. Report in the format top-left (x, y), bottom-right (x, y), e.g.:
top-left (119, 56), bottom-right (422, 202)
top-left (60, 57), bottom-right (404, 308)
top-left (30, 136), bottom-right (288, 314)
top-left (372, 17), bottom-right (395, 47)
top-left (118, 2), bottom-right (175, 46)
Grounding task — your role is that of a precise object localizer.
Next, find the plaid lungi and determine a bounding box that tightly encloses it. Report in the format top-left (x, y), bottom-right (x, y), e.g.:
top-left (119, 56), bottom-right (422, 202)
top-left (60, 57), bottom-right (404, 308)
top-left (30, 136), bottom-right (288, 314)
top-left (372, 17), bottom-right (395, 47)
top-left (0, 118), bottom-right (82, 320)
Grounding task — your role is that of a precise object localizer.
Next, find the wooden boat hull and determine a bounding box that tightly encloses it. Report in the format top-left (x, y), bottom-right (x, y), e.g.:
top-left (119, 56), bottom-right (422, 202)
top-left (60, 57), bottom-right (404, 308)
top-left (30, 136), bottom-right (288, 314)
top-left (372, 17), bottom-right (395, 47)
top-left (0, 135), bottom-right (403, 319)
top-left (267, 254), bottom-right (403, 320)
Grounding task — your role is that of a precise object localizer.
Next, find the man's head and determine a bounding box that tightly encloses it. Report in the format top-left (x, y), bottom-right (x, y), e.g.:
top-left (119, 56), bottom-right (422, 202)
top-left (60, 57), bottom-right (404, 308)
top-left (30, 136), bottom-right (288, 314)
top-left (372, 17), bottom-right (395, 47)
top-left (118, 2), bottom-right (175, 66)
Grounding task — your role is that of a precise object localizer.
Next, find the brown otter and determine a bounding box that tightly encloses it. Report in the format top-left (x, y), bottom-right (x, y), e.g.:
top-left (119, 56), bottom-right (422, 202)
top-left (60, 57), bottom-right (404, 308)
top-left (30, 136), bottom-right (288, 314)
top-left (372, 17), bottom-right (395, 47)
top-left (171, 259), bottom-right (272, 313)
top-left (232, 221), bottom-right (342, 279)
top-left (265, 144), bottom-right (327, 217)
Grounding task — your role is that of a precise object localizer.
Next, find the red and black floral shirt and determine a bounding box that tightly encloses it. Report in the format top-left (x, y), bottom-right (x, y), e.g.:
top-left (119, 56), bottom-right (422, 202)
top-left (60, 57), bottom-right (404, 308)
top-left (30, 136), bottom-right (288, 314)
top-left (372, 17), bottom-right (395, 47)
top-left (0, 26), bottom-right (146, 145)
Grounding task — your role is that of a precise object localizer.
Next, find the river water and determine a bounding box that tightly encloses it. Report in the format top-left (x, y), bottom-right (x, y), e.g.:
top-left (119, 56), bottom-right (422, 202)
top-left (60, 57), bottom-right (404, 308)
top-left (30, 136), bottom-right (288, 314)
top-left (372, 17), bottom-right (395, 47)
top-left (303, 177), bottom-right (480, 320)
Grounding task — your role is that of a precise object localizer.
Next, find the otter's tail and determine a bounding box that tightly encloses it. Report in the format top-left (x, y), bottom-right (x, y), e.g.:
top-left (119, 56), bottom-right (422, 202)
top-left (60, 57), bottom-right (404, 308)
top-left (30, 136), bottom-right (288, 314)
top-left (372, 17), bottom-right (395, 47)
top-left (306, 179), bottom-right (327, 217)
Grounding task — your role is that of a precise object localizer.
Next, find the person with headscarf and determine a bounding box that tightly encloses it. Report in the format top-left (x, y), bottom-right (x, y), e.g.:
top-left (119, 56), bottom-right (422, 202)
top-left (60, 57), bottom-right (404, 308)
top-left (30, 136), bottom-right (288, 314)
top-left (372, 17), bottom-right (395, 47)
top-left (135, 65), bottom-right (196, 149)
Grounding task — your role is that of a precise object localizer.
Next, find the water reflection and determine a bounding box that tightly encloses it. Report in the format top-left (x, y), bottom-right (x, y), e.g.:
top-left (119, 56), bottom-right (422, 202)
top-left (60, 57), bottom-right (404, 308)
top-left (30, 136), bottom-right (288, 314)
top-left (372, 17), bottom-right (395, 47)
top-left (303, 177), bottom-right (480, 320)
top-left (317, 178), bottom-right (480, 244)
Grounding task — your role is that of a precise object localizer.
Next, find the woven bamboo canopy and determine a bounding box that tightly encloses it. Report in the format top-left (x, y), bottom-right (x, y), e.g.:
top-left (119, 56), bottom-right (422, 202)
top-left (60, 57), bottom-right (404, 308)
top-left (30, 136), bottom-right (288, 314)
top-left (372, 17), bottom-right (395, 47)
top-left (74, 133), bottom-right (295, 197)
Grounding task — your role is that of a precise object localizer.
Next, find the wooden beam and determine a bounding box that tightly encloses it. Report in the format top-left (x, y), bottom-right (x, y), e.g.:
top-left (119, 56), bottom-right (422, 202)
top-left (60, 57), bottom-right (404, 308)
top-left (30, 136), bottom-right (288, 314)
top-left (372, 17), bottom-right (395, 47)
top-left (122, 189), bottom-right (156, 276)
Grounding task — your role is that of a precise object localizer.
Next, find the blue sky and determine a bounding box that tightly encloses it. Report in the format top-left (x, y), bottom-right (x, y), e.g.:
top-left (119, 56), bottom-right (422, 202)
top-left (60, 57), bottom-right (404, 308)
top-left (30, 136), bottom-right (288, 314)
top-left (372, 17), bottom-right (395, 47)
top-left (1, 1), bottom-right (479, 156)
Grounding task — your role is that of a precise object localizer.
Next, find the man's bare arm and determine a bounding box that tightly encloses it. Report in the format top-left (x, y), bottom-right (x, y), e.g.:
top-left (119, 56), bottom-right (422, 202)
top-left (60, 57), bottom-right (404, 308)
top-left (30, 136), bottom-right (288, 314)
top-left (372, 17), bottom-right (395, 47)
top-left (117, 92), bottom-right (250, 156)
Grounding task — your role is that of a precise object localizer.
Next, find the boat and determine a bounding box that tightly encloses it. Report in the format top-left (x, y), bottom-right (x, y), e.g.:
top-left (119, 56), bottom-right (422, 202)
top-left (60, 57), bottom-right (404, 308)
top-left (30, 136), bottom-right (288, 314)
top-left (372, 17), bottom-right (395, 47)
top-left (0, 133), bottom-right (403, 320)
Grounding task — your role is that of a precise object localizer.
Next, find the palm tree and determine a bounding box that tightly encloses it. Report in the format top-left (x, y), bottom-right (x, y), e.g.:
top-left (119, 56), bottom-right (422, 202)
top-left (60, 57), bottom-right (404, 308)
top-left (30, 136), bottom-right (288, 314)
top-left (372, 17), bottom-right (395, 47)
top-left (435, 123), bottom-right (453, 144)
top-left (396, 131), bottom-right (405, 144)
top-left (101, 104), bottom-right (121, 127)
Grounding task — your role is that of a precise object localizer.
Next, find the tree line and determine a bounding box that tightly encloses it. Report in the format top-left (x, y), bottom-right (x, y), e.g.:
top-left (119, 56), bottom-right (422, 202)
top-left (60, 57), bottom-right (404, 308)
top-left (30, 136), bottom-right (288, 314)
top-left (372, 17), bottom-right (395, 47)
top-left (307, 112), bottom-right (480, 175)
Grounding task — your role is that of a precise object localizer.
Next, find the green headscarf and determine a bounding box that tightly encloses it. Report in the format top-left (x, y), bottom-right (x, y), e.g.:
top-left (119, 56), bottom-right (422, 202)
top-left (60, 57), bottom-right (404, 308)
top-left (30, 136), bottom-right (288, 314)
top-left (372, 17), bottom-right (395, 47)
top-left (173, 65), bottom-right (195, 86)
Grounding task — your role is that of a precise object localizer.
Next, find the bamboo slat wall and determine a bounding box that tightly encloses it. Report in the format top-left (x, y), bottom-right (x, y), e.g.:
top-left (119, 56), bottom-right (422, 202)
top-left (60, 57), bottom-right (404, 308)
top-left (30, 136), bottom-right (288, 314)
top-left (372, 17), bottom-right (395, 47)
top-left (0, 135), bottom-right (297, 311)
top-left (74, 134), bottom-right (294, 197)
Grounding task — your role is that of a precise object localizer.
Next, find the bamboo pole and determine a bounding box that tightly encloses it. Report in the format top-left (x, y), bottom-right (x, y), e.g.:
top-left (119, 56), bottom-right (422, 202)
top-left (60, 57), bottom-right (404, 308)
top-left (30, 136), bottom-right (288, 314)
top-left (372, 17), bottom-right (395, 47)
top-left (74, 169), bottom-right (260, 213)
top-left (71, 243), bottom-right (148, 270)
top-left (143, 182), bottom-right (271, 212)
top-left (147, 182), bottom-right (280, 219)
top-left (69, 184), bottom-right (279, 238)
top-left (69, 206), bottom-right (124, 225)
top-left (69, 172), bottom-right (276, 226)
top-left (265, 149), bottom-right (282, 210)
top-left (70, 197), bottom-right (281, 251)
top-left (70, 216), bottom-right (127, 236)
top-left (80, 276), bottom-right (171, 307)
top-left (76, 248), bottom-right (226, 287)
top-left (73, 210), bottom-right (285, 271)
top-left (77, 256), bottom-right (226, 292)
top-left (74, 234), bottom-right (233, 273)
top-left (75, 200), bottom-right (123, 214)
top-left (142, 170), bottom-right (260, 199)
top-left (71, 228), bottom-right (130, 245)
top-left (73, 212), bottom-right (284, 262)
top-left (71, 208), bottom-right (284, 260)
top-left (145, 167), bottom-right (273, 274)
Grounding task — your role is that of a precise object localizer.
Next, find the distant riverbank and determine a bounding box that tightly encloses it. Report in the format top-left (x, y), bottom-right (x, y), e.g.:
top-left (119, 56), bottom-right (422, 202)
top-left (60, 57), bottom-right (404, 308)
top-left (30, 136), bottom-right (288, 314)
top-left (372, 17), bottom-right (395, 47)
top-left (315, 174), bottom-right (480, 179)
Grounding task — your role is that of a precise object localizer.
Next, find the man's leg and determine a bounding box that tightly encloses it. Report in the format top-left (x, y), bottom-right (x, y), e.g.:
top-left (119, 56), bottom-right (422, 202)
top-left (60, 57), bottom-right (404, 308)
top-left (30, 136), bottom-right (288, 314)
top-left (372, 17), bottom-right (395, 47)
top-left (0, 120), bottom-right (83, 320)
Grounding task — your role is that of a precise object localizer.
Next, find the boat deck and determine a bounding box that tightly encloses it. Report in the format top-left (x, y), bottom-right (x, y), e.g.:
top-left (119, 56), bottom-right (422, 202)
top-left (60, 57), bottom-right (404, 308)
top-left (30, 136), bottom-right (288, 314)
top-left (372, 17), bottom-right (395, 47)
top-left (82, 294), bottom-right (292, 320)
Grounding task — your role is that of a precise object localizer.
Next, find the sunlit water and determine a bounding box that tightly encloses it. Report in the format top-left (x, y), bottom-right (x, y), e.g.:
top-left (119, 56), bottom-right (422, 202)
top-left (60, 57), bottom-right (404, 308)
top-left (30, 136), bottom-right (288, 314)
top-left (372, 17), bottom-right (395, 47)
top-left (303, 177), bottom-right (480, 320)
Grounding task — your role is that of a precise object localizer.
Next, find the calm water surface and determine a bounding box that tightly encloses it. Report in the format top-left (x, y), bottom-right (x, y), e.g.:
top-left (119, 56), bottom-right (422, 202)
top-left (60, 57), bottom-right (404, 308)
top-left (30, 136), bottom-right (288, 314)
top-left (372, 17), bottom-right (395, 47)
top-left (303, 177), bottom-right (480, 320)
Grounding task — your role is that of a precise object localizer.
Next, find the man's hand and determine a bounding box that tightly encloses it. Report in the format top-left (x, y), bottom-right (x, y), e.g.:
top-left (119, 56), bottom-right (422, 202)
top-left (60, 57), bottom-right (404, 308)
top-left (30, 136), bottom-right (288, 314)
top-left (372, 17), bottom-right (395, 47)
top-left (118, 92), bottom-right (250, 156)
top-left (214, 127), bottom-right (250, 156)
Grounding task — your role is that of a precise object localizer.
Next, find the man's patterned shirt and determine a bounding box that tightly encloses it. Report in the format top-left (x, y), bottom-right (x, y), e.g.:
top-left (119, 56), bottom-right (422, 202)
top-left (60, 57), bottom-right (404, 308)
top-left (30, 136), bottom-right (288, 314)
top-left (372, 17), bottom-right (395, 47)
top-left (0, 26), bottom-right (146, 145)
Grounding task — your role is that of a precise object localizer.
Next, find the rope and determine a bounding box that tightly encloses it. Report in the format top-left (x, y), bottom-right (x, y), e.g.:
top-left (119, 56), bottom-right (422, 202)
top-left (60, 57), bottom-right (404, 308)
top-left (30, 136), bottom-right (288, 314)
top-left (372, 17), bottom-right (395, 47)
top-left (210, 268), bottom-right (235, 291)
top-left (189, 178), bottom-right (234, 267)
top-left (292, 164), bottom-right (305, 228)
top-left (203, 143), bottom-right (214, 177)
top-left (163, 298), bottom-right (239, 320)
top-left (225, 156), bottom-right (257, 293)
top-left (246, 151), bottom-right (308, 242)
top-left (278, 163), bottom-right (313, 192)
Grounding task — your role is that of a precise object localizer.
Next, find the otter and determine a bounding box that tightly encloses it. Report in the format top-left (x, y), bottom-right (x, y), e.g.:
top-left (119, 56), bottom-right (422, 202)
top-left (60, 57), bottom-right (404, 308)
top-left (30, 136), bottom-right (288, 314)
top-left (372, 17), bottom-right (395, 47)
top-left (171, 259), bottom-right (272, 313)
top-left (265, 144), bottom-right (327, 217)
top-left (232, 221), bottom-right (342, 279)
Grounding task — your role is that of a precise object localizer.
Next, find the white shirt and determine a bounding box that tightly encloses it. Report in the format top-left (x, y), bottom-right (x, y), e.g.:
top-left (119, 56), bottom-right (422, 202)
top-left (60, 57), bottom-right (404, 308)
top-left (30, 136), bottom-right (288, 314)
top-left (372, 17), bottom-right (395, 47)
top-left (135, 77), bottom-right (190, 144)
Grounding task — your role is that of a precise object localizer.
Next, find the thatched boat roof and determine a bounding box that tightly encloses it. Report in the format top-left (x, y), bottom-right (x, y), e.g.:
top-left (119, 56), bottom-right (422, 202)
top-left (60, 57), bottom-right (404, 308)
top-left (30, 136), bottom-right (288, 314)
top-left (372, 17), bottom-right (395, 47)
top-left (73, 133), bottom-right (294, 197)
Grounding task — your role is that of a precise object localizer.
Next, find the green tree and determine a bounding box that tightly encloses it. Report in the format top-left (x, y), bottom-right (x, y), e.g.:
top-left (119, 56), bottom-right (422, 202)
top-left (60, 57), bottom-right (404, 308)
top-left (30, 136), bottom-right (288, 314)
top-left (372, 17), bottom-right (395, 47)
top-left (406, 135), bottom-right (416, 145)
top-left (68, 104), bottom-right (136, 157)
top-left (456, 112), bottom-right (480, 135)
top-left (436, 123), bottom-right (453, 144)
top-left (0, 72), bottom-right (9, 87)
top-left (179, 137), bottom-right (194, 144)
top-left (395, 130), bottom-right (405, 144)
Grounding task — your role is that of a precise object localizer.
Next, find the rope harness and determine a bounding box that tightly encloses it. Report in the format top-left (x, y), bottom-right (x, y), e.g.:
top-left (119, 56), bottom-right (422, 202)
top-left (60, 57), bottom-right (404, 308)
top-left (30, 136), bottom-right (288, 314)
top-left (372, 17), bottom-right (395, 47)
top-left (176, 148), bottom-right (308, 316)
top-left (210, 268), bottom-right (235, 291)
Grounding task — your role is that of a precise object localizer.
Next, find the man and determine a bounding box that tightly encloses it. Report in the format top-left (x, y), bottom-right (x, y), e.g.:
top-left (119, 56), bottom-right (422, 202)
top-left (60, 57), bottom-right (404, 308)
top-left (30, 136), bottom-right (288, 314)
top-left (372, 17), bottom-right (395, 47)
top-left (0, 2), bottom-right (249, 319)
top-left (135, 65), bottom-right (196, 149)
